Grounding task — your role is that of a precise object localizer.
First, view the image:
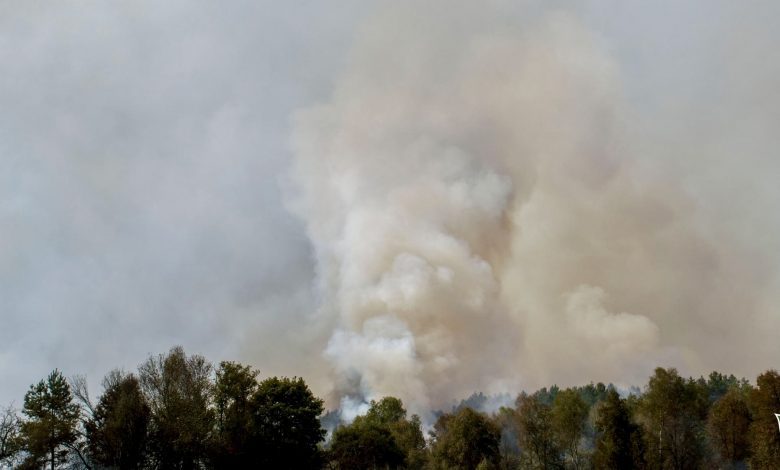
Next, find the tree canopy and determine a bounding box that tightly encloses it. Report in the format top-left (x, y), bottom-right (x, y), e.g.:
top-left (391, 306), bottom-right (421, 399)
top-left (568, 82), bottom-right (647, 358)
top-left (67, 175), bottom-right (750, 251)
top-left (2, 349), bottom-right (778, 470)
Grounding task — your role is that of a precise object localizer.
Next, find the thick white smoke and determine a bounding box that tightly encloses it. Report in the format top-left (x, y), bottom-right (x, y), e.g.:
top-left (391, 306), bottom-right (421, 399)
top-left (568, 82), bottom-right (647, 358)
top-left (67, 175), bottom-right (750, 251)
top-left (289, 1), bottom-right (780, 417)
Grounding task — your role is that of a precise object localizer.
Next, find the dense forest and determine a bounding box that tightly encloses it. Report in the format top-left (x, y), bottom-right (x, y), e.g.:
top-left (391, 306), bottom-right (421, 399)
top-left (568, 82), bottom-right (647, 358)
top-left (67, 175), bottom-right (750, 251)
top-left (1, 346), bottom-right (778, 469)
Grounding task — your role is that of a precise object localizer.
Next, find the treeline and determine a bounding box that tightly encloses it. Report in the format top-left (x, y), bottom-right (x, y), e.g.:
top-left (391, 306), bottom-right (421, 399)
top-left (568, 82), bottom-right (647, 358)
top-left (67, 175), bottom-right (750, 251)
top-left (0, 347), bottom-right (779, 469)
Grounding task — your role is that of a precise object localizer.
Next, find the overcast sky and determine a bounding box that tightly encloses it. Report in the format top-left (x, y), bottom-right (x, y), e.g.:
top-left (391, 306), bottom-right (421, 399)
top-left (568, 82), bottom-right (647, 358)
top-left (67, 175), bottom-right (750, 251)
top-left (2, 1), bottom-right (779, 409)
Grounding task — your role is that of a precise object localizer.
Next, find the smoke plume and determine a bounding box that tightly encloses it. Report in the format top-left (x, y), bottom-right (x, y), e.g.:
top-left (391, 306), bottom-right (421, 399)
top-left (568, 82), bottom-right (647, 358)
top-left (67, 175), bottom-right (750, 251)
top-left (290, 1), bottom-right (780, 417)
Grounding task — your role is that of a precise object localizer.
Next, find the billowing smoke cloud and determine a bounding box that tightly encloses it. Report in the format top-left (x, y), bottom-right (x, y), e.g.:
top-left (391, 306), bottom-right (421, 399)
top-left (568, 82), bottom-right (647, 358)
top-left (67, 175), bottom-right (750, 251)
top-left (290, 1), bottom-right (780, 417)
top-left (2, 0), bottom-right (779, 417)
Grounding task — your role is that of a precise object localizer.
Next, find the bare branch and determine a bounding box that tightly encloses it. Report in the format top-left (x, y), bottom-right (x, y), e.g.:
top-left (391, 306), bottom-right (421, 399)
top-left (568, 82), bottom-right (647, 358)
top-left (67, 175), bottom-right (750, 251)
top-left (70, 375), bottom-right (95, 418)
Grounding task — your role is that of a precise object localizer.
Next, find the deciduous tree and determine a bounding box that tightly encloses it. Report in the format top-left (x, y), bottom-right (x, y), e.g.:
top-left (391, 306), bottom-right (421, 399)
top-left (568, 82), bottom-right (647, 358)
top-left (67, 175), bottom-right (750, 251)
top-left (551, 388), bottom-right (588, 469)
top-left (138, 346), bottom-right (214, 470)
top-left (747, 370), bottom-right (780, 469)
top-left (85, 372), bottom-right (150, 469)
top-left (250, 376), bottom-right (325, 468)
top-left (211, 361), bottom-right (259, 467)
top-left (0, 405), bottom-right (21, 466)
top-left (429, 407), bottom-right (501, 470)
top-left (638, 368), bottom-right (707, 470)
top-left (516, 393), bottom-right (562, 469)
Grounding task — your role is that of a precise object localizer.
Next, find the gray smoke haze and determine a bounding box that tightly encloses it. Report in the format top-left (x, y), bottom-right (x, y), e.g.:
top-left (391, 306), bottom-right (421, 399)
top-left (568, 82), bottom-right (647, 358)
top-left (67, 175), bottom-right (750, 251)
top-left (290, 0), bottom-right (780, 417)
top-left (0, 0), bottom-right (370, 404)
top-left (2, 0), bottom-right (780, 417)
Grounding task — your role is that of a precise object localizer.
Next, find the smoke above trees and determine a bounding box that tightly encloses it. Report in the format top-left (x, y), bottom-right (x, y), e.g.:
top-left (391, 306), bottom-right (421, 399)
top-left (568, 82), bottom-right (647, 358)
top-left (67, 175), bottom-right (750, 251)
top-left (289, 1), bottom-right (780, 417)
top-left (1, 0), bottom-right (779, 418)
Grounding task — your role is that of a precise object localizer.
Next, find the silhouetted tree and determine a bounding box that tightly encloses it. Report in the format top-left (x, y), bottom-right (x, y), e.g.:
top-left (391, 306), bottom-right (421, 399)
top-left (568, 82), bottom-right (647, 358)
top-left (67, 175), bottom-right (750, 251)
top-left (0, 405), bottom-right (21, 466)
top-left (210, 361), bottom-right (258, 467)
top-left (138, 346), bottom-right (214, 470)
top-left (85, 372), bottom-right (150, 469)
top-left (250, 376), bottom-right (325, 468)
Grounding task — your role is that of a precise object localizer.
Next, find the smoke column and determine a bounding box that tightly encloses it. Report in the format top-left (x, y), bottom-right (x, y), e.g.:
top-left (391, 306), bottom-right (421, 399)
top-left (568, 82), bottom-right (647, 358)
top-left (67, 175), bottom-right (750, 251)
top-left (289, 1), bottom-right (780, 418)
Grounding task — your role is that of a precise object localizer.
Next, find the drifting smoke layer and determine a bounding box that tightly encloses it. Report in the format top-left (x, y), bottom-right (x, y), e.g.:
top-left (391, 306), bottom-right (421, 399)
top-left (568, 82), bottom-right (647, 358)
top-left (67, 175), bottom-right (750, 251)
top-left (290, 2), bottom-right (779, 417)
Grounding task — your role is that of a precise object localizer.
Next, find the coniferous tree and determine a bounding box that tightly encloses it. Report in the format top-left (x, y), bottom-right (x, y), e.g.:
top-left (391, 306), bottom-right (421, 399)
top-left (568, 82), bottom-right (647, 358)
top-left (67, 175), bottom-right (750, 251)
top-left (19, 370), bottom-right (81, 470)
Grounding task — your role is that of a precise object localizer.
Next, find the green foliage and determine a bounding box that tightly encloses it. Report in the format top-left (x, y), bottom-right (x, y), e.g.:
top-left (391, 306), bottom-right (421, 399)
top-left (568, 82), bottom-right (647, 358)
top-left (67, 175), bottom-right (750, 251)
top-left (698, 371), bottom-right (751, 404)
top-left (637, 368), bottom-right (708, 470)
top-left (429, 407), bottom-right (500, 470)
top-left (516, 393), bottom-right (562, 469)
top-left (7, 349), bottom-right (780, 470)
top-left (551, 388), bottom-right (589, 469)
top-left (364, 397), bottom-right (407, 426)
top-left (492, 406), bottom-right (522, 469)
top-left (360, 397), bottom-right (427, 468)
top-left (329, 397), bottom-right (426, 470)
top-left (210, 361), bottom-right (259, 467)
top-left (572, 382), bottom-right (610, 408)
top-left (20, 369), bottom-right (81, 470)
top-left (593, 389), bottom-right (645, 470)
top-left (747, 370), bottom-right (780, 469)
top-left (85, 371), bottom-right (150, 469)
top-left (706, 387), bottom-right (751, 465)
top-left (329, 420), bottom-right (406, 469)
top-left (138, 346), bottom-right (214, 469)
top-left (251, 376), bottom-right (326, 468)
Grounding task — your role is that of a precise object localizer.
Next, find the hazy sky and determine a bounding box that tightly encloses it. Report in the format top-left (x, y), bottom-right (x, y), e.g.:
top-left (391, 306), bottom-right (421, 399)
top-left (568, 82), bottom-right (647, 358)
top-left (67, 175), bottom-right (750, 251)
top-left (1, 1), bottom-right (779, 411)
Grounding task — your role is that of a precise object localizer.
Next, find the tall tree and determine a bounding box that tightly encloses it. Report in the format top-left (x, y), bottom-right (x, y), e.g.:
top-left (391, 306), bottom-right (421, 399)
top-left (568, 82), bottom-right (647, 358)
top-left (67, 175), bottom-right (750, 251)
top-left (550, 389), bottom-right (588, 469)
top-left (747, 370), bottom-right (780, 469)
top-left (429, 407), bottom-right (501, 470)
top-left (706, 387), bottom-right (751, 466)
top-left (250, 376), bottom-right (325, 468)
top-left (638, 368), bottom-right (707, 470)
top-left (20, 370), bottom-right (81, 470)
top-left (593, 389), bottom-right (645, 469)
top-left (138, 346), bottom-right (214, 470)
top-left (211, 361), bottom-right (259, 467)
top-left (516, 393), bottom-right (562, 469)
top-left (85, 372), bottom-right (150, 469)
